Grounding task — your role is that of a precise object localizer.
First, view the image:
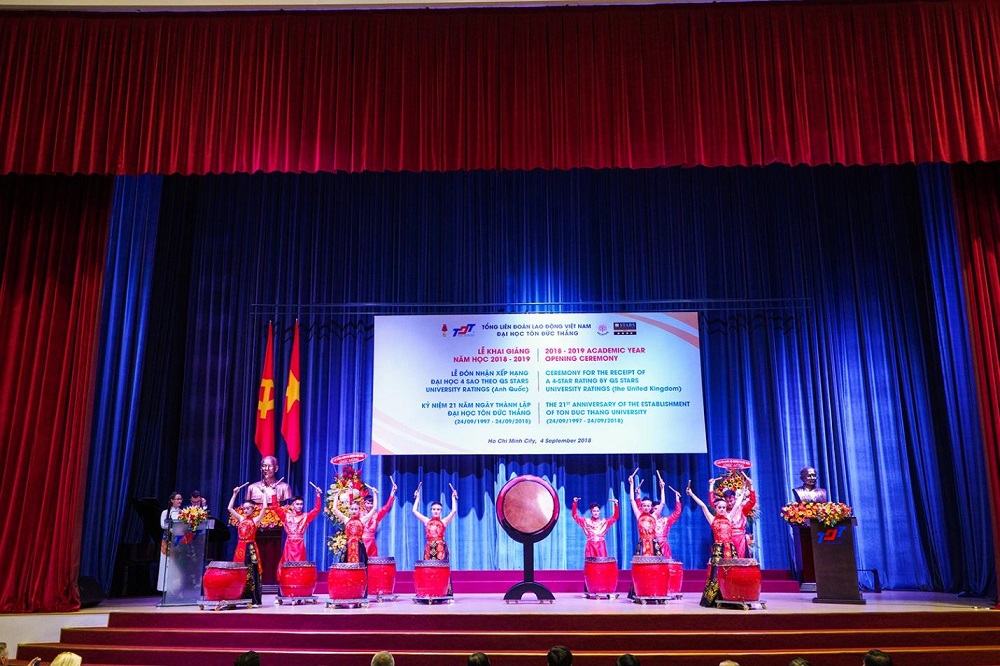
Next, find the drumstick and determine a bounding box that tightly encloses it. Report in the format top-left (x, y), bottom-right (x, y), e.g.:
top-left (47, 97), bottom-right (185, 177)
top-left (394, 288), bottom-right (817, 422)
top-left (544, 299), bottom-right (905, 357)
top-left (449, 482), bottom-right (458, 495)
top-left (309, 482), bottom-right (323, 493)
top-left (668, 485), bottom-right (680, 495)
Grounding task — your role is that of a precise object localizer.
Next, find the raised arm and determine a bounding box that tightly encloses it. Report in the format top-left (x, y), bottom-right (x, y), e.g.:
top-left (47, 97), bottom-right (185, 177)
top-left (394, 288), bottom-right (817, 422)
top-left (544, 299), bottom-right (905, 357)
top-left (628, 469), bottom-right (642, 518)
top-left (330, 496), bottom-right (349, 524)
top-left (361, 485), bottom-right (380, 523)
top-left (442, 484), bottom-right (458, 526)
top-left (228, 483), bottom-right (248, 523)
top-left (686, 481), bottom-right (714, 524)
top-left (608, 498), bottom-right (620, 525)
top-left (571, 497), bottom-right (585, 527)
top-left (412, 485), bottom-right (429, 525)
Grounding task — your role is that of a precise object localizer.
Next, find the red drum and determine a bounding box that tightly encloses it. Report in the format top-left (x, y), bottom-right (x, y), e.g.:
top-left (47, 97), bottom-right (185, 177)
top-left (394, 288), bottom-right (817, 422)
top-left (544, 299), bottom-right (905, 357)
top-left (278, 561), bottom-right (317, 597)
top-left (583, 557), bottom-right (618, 595)
top-left (327, 563), bottom-right (367, 600)
top-left (631, 556), bottom-right (670, 598)
top-left (718, 558), bottom-right (761, 602)
top-left (367, 557), bottom-right (396, 597)
top-left (665, 560), bottom-right (683, 596)
top-left (414, 559), bottom-right (451, 598)
top-left (202, 561), bottom-right (246, 601)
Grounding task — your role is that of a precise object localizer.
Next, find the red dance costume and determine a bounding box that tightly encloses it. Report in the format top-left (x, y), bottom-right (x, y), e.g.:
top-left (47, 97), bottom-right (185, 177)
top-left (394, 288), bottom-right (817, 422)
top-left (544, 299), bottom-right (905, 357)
top-left (635, 512), bottom-right (662, 556)
top-left (424, 517), bottom-right (449, 560)
top-left (233, 515), bottom-right (262, 605)
top-left (654, 500), bottom-right (683, 559)
top-left (699, 513), bottom-right (739, 607)
top-left (343, 517), bottom-right (366, 563)
top-left (362, 495), bottom-right (395, 557)
top-left (270, 495), bottom-right (322, 569)
top-left (571, 500), bottom-right (620, 558)
top-left (234, 517), bottom-right (262, 573)
top-left (730, 490), bottom-right (756, 558)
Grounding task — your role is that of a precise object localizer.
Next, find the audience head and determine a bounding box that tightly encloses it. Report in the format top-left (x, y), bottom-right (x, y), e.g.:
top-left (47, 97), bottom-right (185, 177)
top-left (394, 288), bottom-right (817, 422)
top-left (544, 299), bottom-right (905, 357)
top-left (616, 654), bottom-right (640, 666)
top-left (467, 652), bottom-right (491, 666)
top-left (50, 654), bottom-right (83, 666)
top-left (863, 650), bottom-right (892, 666)
top-left (371, 651), bottom-right (395, 666)
top-left (234, 651), bottom-right (260, 666)
top-left (719, 661), bottom-right (741, 666)
top-left (547, 645), bottom-right (573, 666)
top-left (789, 659), bottom-right (812, 666)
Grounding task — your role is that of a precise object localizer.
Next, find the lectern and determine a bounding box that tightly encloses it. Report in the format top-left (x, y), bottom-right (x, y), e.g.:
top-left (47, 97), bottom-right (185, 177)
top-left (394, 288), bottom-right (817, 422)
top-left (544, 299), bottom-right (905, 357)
top-left (809, 517), bottom-right (864, 604)
top-left (159, 520), bottom-right (208, 606)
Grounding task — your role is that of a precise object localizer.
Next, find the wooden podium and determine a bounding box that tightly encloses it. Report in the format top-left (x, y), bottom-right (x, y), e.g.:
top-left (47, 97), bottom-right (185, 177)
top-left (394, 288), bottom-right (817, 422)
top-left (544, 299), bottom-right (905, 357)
top-left (808, 517), bottom-right (865, 604)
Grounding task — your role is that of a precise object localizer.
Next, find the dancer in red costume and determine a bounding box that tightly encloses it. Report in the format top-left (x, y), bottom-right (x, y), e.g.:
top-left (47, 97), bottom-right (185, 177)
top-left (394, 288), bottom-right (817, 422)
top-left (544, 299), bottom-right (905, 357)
top-left (628, 469), bottom-right (662, 556)
top-left (571, 496), bottom-right (619, 558)
top-left (362, 477), bottom-right (397, 557)
top-left (412, 482), bottom-right (458, 560)
top-left (687, 480), bottom-right (746, 607)
top-left (269, 483), bottom-right (323, 572)
top-left (709, 471), bottom-right (755, 558)
top-left (330, 495), bottom-right (378, 565)
top-left (228, 483), bottom-right (264, 605)
top-left (653, 471), bottom-right (683, 559)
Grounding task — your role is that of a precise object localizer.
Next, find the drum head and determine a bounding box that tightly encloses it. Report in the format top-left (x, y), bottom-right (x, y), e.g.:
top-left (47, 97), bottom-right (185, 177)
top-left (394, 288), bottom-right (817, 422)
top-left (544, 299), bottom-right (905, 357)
top-left (496, 475), bottom-right (559, 543)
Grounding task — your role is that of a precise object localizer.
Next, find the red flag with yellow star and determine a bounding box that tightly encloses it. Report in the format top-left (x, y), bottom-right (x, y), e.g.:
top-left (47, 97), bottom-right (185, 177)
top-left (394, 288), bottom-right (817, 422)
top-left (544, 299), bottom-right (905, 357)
top-left (281, 320), bottom-right (302, 462)
top-left (254, 322), bottom-right (276, 457)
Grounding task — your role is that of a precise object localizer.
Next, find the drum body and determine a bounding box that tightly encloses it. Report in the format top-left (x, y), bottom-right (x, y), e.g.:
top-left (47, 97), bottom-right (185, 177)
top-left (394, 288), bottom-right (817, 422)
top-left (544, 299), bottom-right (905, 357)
top-left (202, 561), bottom-right (246, 601)
top-left (278, 561), bottom-right (317, 597)
top-left (718, 558), bottom-right (761, 602)
top-left (414, 559), bottom-right (451, 598)
top-left (631, 555), bottom-right (670, 598)
top-left (367, 557), bottom-right (396, 597)
top-left (665, 560), bottom-right (683, 596)
top-left (583, 557), bottom-right (618, 594)
top-left (327, 562), bottom-right (367, 600)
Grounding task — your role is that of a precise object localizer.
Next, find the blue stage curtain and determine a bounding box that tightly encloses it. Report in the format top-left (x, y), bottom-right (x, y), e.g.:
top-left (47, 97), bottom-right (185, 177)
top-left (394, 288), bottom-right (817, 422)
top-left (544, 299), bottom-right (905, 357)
top-left (87, 165), bottom-right (992, 595)
top-left (81, 176), bottom-right (164, 589)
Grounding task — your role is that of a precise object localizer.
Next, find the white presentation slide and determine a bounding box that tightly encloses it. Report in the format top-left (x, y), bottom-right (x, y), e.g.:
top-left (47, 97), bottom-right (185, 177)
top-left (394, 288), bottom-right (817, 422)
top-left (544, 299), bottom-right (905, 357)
top-left (371, 312), bottom-right (707, 455)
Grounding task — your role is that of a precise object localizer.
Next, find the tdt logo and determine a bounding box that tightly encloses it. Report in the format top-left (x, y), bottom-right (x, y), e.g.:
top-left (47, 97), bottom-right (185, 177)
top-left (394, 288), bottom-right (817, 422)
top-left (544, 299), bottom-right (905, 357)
top-left (442, 323), bottom-right (476, 337)
top-left (817, 526), bottom-right (847, 543)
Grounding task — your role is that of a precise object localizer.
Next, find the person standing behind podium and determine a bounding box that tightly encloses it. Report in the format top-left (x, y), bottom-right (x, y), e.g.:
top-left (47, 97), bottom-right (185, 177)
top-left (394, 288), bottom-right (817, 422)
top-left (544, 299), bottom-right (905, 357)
top-left (188, 490), bottom-right (208, 513)
top-left (157, 492), bottom-right (183, 592)
top-left (793, 466), bottom-right (828, 503)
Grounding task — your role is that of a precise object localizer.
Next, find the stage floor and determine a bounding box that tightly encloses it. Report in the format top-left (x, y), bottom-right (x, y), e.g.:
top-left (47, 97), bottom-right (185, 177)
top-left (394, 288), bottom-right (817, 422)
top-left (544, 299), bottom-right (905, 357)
top-left (2, 591), bottom-right (996, 662)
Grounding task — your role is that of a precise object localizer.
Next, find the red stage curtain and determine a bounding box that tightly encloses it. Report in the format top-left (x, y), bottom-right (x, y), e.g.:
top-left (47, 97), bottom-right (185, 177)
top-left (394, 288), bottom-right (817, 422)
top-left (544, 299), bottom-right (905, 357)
top-left (1, 1), bottom-right (999, 176)
top-left (951, 163), bottom-right (1000, 602)
top-left (0, 175), bottom-right (112, 612)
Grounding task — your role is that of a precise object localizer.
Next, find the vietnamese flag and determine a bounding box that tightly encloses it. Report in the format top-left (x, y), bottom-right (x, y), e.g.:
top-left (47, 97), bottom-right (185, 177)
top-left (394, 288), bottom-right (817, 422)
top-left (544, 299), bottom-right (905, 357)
top-left (254, 322), bottom-right (276, 457)
top-left (282, 320), bottom-right (302, 462)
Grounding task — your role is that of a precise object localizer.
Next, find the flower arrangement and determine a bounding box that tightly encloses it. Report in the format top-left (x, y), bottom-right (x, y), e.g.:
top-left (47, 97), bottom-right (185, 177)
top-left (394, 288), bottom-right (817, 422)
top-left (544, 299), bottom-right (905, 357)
top-left (781, 501), bottom-right (853, 528)
top-left (711, 470), bottom-right (758, 521)
top-left (178, 505), bottom-right (209, 531)
top-left (325, 464), bottom-right (371, 557)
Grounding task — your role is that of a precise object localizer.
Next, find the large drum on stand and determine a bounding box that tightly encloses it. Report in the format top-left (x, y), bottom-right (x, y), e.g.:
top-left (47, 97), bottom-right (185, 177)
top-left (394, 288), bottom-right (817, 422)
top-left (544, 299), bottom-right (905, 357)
top-left (583, 557), bottom-right (619, 596)
top-left (665, 560), bottom-right (684, 597)
top-left (277, 561), bottom-right (317, 598)
top-left (495, 475), bottom-right (560, 602)
top-left (202, 561), bottom-right (247, 601)
top-left (327, 562), bottom-right (367, 601)
top-left (718, 558), bottom-right (762, 602)
top-left (631, 556), bottom-right (670, 599)
top-left (414, 559), bottom-right (451, 598)
top-left (367, 557), bottom-right (397, 599)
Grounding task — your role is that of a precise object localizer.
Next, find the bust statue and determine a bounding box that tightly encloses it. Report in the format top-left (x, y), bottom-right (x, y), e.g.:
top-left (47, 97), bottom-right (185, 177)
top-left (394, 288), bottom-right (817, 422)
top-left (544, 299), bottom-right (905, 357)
top-left (245, 455), bottom-right (292, 507)
top-left (792, 466), bottom-right (828, 503)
